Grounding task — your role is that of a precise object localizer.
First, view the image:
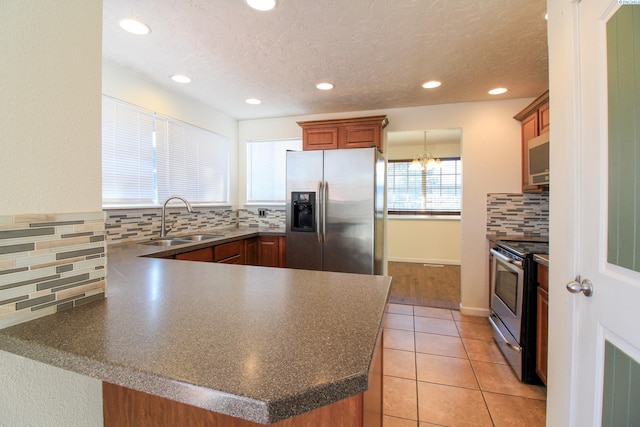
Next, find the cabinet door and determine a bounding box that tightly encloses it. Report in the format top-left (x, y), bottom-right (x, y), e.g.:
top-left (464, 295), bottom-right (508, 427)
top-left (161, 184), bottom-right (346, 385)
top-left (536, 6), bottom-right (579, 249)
top-left (339, 123), bottom-right (381, 150)
top-left (536, 263), bottom-right (549, 385)
top-left (244, 237), bottom-right (259, 266)
top-left (278, 237), bottom-right (286, 268)
top-left (258, 236), bottom-right (280, 267)
top-left (538, 102), bottom-right (550, 134)
top-left (302, 127), bottom-right (338, 150)
top-left (536, 286), bottom-right (549, 385)
top-left (521, 113), bottom-right (540, 192)
top-left (175, 247), bottom-right (213, 262)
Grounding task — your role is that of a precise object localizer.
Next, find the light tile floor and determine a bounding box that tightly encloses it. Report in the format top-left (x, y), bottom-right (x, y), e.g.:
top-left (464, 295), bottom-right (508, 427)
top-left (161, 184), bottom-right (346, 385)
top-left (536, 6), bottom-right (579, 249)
top-left (383, 303), bottom-right (547, 427)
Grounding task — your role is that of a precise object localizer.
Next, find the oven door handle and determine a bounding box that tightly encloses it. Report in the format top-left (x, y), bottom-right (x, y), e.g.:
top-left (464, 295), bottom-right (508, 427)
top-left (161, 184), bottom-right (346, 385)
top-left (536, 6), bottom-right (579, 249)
top-left (490, 248), bottom-right (523, 268)
top-left (489, 314), bottom-right (522, 353)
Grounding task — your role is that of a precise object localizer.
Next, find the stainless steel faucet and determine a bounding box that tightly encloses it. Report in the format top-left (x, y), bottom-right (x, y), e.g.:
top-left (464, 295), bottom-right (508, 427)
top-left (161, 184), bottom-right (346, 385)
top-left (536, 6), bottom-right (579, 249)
top-left (160, 196), bottom-right (193, 238)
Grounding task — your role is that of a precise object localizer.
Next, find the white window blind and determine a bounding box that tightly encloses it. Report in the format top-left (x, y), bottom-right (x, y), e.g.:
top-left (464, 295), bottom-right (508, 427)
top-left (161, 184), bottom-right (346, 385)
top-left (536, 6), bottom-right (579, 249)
top-left (246, 139), bottom-right (302, 203)
top-left (156, 118), bottom-right (229, 203)
top-left (102, 99), bottom-right (156, 205)
top-left (102, 97), bottom-right (229, 206)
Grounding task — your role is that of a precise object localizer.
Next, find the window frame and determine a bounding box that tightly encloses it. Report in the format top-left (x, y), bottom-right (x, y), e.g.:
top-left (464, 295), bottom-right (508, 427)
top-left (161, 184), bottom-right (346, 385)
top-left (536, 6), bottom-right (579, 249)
top-left (101, 96), bottom-right (230, 208)
top-left (245, 138), bottom-right (302, 205)
top-left (387, 157), bottom-right (462, 216)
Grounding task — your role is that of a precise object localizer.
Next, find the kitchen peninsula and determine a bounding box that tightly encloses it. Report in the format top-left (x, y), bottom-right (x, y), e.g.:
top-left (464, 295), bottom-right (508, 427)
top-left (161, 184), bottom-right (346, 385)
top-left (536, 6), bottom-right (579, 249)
top-left (0, 231), bottom-right (391, 426)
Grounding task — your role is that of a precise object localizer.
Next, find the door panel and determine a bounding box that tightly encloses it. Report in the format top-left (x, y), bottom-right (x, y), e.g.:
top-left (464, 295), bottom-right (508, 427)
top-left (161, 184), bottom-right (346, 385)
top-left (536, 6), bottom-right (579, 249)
top-left (322, 148), bottom-right (375, 274)
top-left (567, 2), bottom-right (640, 426)
top-left (286, 150), bottom-right (323, 270)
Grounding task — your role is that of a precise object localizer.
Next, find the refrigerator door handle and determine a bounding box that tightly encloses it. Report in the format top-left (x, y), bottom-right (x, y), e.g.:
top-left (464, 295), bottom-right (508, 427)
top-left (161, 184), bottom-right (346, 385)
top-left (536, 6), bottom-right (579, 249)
top-left (316, 181), bottom-right (322, 243)
top-left (323, 181), bottom-right (328, 242)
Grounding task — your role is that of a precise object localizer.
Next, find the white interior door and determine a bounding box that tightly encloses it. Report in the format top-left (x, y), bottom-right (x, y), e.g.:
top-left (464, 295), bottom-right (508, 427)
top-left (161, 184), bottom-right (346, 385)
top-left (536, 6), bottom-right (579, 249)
top-left (568, 1), bottom-right (640, 425)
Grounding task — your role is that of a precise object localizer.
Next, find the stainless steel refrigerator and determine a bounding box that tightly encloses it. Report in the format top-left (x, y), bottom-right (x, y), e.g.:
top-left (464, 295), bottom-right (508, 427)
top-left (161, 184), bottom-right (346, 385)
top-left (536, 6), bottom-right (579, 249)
top-left (285, 147), bottom-right (385, 275)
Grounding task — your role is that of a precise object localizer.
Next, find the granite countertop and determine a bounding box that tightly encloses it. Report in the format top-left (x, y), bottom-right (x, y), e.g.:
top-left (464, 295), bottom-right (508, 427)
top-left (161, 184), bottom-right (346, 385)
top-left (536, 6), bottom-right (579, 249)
top-left (0, 227), bottom-right (391, 424)
top-left (533, 254), bottom-right (549, 267)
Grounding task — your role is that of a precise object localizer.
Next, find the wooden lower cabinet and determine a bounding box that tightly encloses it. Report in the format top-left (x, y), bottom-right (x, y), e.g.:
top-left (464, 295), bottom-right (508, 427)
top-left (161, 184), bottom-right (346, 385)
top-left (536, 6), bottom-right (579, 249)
top-left (103, 382), bottom-right (365, 427)
top-left (244, 237), bottom-right (259, 265)
top-left (214, 241), bottom-right (245, 264)
top-left (258, 236), bottom-right (286, 268)
top-left (536, 263), bottom-right (549, 385)
top-left (175, 247), bottom-right (213, 262)
top-left (172, 236), bottom-right (285, 268)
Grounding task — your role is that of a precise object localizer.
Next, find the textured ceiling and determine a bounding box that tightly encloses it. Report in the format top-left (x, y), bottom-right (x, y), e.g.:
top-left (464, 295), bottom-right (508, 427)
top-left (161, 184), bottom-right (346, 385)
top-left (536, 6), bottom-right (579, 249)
top-left (103, 0), bottom-right (549, 120)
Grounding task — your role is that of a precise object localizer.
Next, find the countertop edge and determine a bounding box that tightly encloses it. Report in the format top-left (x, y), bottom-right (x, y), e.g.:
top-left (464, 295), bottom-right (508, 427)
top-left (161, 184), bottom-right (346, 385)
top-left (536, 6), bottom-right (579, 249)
top-left (533, 254), bottom-right (549, 267)
top-left (0, 329), bottom-right (369, 424)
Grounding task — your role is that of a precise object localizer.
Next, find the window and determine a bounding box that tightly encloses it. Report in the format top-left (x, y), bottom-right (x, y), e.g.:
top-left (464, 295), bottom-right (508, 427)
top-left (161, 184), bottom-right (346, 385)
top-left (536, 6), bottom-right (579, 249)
top-left (102, 97), bottom-right (229, 206)
top-left (246, 139), bottom-right (302, 203)
top-left (387, 158), bottom-right (462, 215)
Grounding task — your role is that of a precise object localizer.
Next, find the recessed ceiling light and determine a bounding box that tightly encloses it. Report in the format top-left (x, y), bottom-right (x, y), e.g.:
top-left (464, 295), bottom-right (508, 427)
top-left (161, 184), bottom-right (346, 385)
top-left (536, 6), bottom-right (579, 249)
top-left (119, 19), bottom-right (151, 35)
top-left (170, 74), bottom-right (191, 84)
top-left (422, 81), bottom-right (442, 89)
top-left (544, 12), bottom-right (549, 20)
top-left (316, 82), bottom-right (334, 91)
top-left (246, 0), bottom-right (276, 11)
top-left (246, 98), bottom-right (262, 105)
top-left (488, 87), bottom-right (508, 95)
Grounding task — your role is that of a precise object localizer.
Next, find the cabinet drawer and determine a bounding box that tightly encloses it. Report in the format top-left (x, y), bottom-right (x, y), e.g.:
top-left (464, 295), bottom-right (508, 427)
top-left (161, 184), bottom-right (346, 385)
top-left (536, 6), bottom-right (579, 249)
top-left (217, 255), bottom-right (241, 264)
top-left (214, 241), bottom-right (244, 262)
top-left (175, 247), bottom-right (213, 262)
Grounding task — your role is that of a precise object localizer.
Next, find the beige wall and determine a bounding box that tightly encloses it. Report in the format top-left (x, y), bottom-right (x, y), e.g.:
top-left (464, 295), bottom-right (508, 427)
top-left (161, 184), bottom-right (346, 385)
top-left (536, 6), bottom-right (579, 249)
top-left (387, 218), bottom-right (461, 264)
top-left (239, 98), bottom-right (530, 315)
top-left (0, 1), bottom-right (102, 215)
top-left (0, 0), bottom-right (104, 425)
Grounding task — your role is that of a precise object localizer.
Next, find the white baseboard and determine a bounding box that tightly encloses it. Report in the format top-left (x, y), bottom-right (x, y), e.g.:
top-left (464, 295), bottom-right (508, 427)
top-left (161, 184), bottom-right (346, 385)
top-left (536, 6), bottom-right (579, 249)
top-left (387, 257), bottom-right (461, 265)
top-left (459, 303), bottom-right (491, 317)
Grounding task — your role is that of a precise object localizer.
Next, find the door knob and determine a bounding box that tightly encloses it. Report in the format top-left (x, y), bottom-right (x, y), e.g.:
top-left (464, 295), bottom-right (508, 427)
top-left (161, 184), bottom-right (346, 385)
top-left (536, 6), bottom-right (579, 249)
top-left (566, 276), bottom-right (593, 297)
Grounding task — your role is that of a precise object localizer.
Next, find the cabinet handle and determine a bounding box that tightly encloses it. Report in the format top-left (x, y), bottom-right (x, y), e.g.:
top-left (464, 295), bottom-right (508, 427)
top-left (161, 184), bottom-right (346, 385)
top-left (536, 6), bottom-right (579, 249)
top-left (323, 181), bottom-right (328, 242)
top-left (317, 181), bottom-right (322, 243)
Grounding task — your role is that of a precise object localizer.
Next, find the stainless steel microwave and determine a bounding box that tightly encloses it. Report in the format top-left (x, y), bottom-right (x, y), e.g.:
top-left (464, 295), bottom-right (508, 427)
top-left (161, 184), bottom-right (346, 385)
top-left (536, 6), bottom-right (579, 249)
top-left (528, 132), bottom-right (549, 186)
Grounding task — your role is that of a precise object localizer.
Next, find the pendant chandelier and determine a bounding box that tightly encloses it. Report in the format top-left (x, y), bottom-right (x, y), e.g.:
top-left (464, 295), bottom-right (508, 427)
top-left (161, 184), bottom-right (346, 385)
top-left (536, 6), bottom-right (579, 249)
top-left (408, 131), bottom-right (441, 171)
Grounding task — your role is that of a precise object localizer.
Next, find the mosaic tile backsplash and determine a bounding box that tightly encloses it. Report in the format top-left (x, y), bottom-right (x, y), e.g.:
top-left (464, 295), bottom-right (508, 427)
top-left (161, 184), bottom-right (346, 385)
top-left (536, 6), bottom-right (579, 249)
top-left (105, 208), bottom-right (237, 242)
top-left (105, 207), bottom-right (286, 243)
top-left (486, 193), bottom-right (549, 236)
top-left (0, 212), bottom-right (106, 329)
top-left (238, 208), bottom-right (286, 228)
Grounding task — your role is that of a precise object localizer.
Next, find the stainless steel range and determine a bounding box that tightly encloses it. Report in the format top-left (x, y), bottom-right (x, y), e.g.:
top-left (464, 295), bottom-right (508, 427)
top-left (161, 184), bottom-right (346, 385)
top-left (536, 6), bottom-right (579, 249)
top-left (489, 239), bottom-right (548, 384)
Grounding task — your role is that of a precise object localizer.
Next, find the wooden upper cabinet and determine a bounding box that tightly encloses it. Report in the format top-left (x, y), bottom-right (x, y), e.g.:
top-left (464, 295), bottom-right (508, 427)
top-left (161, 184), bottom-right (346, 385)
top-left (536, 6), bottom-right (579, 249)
top-left (298, 116), bottom-right (388, 152)
top-left (340, 123), bottom-right (382, 149)
top-left (538, 102), bottom-right (550, 134)
top-left (302, 126), bottom-right (339, 150)
top-left (514, 91), bottom-right (549, 193)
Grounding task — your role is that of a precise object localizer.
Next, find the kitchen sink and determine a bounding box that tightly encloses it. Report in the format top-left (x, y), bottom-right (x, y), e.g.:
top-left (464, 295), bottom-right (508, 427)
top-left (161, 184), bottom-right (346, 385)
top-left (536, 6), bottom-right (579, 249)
top-left (181, 234), bottom-right (224, 241)
top-left (140, 239), bottom-right (192, 247)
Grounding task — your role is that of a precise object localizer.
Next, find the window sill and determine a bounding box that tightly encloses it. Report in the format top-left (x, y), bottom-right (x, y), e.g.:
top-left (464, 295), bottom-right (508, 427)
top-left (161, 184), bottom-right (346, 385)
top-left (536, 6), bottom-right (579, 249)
top-left (103, 204), bottom-right (233, 211)
top-left (388, 214), bottom-right (461, 221)
top-left (243, 202), bottom-right (286, 208)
